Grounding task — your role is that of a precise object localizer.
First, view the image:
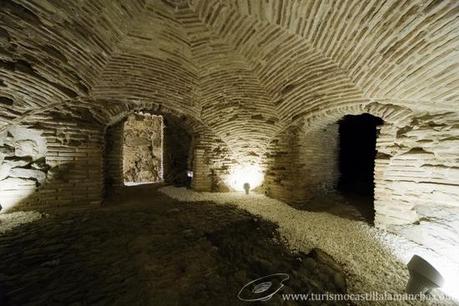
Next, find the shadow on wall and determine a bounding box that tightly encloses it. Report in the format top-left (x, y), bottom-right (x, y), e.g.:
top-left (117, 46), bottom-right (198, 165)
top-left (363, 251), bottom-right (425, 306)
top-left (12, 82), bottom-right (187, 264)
top-left (0, 120), bottom-right (104, 212)
top-left (163, 116), bottom-right (192, 187)
top-left (3, 162), bottom-right (99, 213)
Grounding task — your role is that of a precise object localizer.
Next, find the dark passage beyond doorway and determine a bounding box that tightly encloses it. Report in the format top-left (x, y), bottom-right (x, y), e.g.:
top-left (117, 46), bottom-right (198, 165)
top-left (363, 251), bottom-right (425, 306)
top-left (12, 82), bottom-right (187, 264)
top-left (337, 113), bottom-right (383, 222)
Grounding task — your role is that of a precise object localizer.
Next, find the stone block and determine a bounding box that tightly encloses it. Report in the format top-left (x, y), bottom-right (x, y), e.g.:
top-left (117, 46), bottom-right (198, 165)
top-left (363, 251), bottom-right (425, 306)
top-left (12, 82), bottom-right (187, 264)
top-left (9, 168), bottom-right (47, 184)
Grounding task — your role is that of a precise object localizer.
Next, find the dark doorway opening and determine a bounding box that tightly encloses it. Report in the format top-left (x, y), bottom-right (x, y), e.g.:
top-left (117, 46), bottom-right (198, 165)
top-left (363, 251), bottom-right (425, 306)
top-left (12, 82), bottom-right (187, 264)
top-left (337, 113), bottom-right (383, 222)
top-left (162, 116), bottom-right (193, 187)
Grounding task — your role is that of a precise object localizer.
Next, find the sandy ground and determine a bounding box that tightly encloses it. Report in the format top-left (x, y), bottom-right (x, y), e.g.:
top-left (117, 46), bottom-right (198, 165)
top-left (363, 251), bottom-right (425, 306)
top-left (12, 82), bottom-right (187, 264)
top-left (0, 187), bottom-right (348, 306)
top-left (0, 211), bottom-right (43, 234)
top-left (160, 186), bottom-right (459, 306)
top-left (0, 185), bottom-right (457, 305)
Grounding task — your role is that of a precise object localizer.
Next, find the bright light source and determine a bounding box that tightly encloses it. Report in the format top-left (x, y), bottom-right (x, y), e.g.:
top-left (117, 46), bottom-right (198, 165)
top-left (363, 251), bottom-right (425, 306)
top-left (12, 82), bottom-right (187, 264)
top-left (441, 273), bottom-right (459, 301)
top-left (228, 164), bottom-right (263, 192)
top-left (432, 257), bottom-right (459, 301)
top-left (187, 170), bottom-right (193, 178)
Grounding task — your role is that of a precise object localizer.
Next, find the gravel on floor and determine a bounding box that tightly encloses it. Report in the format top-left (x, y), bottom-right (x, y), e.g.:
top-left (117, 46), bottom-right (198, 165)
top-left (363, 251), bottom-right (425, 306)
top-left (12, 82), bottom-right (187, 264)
top-left (0, 188), bottom-right (349, 306)
top-left (0, 211), bottom-right (43, 234)
top-left (159, 186), bottom-right (459, 306)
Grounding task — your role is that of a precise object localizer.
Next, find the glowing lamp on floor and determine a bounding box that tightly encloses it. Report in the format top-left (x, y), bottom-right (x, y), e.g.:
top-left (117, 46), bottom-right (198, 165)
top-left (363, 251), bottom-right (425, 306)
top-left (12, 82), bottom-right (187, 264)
top-left (406, 255), bottom-right (444, 294)
top-left (229, 165), bottom-right (263, 192)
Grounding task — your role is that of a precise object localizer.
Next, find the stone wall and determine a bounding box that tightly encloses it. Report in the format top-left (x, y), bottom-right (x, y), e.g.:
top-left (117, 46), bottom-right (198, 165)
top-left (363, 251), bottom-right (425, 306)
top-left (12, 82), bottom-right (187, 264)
top-left (374, 112), bottom-right (459, 226)
top-left (0, 114), bottom-right (104, 211)
top-left (2, 0), bottom-right (458, 201)
top-left (123, 114), bottom-right (163, 184)
top-left (263, 107), bottom-right (459, 271)
top-left (376, 113), bottom-right (459, 220)
top-left (0, 125), bottom-right (48, 211)
top-left (192, 130), bottom-right (233, 193)
top-left (263, 120), bottom-right (339, 203)
top-left (374, 112), bottom-right (459, 267)
top-left (0, 109), bottom-right (231, 206)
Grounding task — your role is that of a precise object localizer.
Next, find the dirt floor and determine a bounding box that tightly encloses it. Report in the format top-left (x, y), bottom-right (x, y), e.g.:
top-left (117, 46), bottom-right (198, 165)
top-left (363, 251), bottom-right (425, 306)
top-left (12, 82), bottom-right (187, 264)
top-left (292, 191), bottom-right (374, 224)
top-left (0, 185), bottom-right (348, 306)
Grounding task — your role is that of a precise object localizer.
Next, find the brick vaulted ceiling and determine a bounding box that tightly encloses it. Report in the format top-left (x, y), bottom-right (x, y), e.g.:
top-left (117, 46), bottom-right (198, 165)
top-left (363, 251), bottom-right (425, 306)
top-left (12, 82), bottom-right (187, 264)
top-left (1, 0), bottom-right (458, 158)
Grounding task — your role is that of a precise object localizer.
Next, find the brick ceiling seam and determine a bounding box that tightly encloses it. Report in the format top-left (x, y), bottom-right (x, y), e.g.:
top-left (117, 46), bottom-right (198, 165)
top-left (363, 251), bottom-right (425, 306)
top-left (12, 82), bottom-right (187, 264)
top-left (162, 6), bottom-right (283, 159)
top-left (85, 1), bottom-right (151, 97)
top-left (88, 1), bottom-right (205, 123)
top-left (173, 7), bottom-right (281, 120)
top-left (2, 0), bottom-right (458, 141)
top-left (46, 2), bottom-right (153, 127)
top-left (188, 0), bottom-right (367, 98)
top-left (189, 0), bottom-right (459, 108)
top-left (184, 0), bottom-right (372, 132)
top-left (0, 0), bottom-right (149, 129)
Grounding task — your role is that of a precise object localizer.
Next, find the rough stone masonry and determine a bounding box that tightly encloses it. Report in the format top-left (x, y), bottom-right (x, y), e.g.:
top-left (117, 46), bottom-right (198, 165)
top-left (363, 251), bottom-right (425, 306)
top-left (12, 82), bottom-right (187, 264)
top-left (0, 0), bottom-right (458, 302)
top-left (123, 113), bottom-right (163, 184)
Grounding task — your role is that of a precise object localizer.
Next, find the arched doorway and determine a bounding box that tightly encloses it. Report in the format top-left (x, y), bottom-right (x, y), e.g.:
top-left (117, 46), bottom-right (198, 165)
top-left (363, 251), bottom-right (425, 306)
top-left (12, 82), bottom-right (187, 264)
top-left (264, 110), bottom-right (386, 224)
top-left (336, 113), bottom-right (383, 222)
top-left (104, 111), bottom-right (194, 195)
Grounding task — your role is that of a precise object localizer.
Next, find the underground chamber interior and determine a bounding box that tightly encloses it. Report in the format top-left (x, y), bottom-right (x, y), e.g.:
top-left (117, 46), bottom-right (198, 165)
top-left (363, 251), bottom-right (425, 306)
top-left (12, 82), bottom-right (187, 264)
top-left (1, 1), bottom-right (459, 304)
top-left (336, 113), bottom-right (384, 222)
